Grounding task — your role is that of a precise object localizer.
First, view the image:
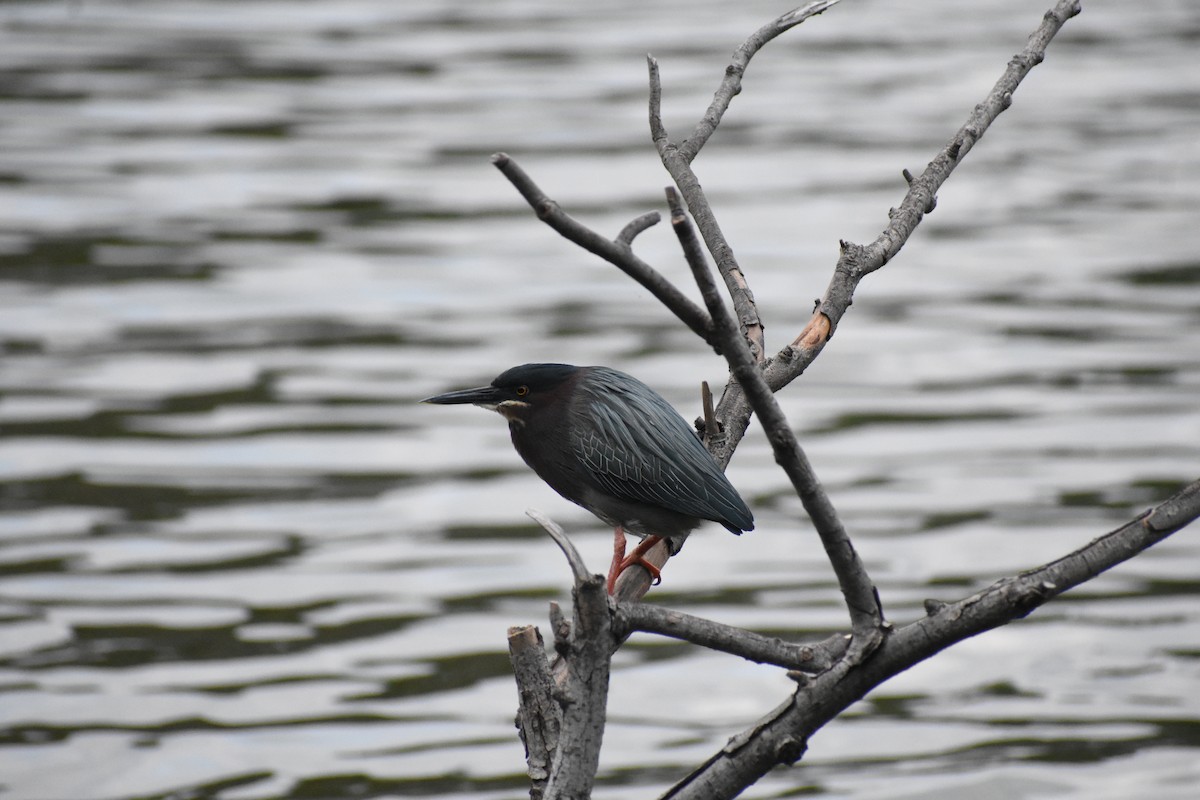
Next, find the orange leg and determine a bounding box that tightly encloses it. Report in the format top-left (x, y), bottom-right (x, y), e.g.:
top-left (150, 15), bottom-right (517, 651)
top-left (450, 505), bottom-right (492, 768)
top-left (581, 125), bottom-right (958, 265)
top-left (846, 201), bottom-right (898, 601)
top-left (609, 535), bottom-right (663, 593)
top-left (607, 527), bottom-right (628, 594)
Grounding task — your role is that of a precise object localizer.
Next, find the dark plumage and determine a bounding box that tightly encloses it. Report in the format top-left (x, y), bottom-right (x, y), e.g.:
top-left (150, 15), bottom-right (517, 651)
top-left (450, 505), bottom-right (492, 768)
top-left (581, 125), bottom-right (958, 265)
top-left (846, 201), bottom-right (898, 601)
top-left (423, 363), bottom-right (753, 591)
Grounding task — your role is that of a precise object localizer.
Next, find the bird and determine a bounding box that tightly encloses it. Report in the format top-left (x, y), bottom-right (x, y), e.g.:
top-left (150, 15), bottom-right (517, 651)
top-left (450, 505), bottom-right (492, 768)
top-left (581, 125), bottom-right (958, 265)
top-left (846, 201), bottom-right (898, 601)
top-left (423, 363), bottom-right (753, 593)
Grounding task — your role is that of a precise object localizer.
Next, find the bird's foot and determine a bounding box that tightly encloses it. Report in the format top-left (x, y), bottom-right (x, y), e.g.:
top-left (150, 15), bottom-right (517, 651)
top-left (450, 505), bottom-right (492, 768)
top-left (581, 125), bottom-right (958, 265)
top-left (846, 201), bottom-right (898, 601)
top-left (608, 535), bottom-right (663, 593)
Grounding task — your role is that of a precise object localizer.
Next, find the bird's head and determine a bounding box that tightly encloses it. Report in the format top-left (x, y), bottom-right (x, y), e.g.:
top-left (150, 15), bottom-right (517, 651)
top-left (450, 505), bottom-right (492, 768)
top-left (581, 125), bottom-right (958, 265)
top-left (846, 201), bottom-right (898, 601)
top-left (422, 363), bottom-right (579, 425)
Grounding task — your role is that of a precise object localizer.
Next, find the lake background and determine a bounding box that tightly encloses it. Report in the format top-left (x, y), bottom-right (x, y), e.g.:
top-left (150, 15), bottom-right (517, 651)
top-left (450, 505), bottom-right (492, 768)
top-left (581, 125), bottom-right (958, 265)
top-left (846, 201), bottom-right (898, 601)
top-left (1, 1), bottom-right (1198, 798)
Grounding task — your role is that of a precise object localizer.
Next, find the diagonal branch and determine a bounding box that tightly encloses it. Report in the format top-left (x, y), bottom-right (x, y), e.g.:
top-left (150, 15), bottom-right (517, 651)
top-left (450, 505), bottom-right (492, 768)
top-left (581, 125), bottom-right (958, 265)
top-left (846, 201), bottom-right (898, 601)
top-left (491, 152), bottom-right (718, 349)
top-left (708, 0), bottom-right (1084, 470)
top-left (666, 187), bottom-right (883, 641)
top-left (806, 0), bottom-right (1084, 343)
top-left (665, 477), bottom-right (1200, 799)
top-left (649, 57), bottom-right (766, 363)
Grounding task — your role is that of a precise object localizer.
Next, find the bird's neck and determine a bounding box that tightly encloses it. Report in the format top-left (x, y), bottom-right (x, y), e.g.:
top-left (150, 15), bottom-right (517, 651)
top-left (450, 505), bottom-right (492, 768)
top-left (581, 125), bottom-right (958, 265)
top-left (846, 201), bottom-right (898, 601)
top-left (495, 399), bottom-right (530, 425)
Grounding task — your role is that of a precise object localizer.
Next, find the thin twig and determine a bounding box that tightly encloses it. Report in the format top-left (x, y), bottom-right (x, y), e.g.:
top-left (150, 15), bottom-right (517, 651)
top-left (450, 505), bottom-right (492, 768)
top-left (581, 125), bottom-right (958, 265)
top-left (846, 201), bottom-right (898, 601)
top-left (818, 0), bottom-right (1085, 327)
top-left (491, 152), bottom-right (718, 349)
top-left (700, 381), bottom-right (719, 442)
top-left (616, 211), bottom-right (661, 245)
top-left (680, 0), bottom-right (844, 162)
top-left (666, 186), bottom-right (729, 327)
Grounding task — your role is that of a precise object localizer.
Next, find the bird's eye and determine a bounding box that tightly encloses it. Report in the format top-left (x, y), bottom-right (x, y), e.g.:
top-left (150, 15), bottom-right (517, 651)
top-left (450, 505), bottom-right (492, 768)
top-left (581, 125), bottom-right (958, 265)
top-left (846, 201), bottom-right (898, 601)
top-left (516, 385), bottom-right (529, 397)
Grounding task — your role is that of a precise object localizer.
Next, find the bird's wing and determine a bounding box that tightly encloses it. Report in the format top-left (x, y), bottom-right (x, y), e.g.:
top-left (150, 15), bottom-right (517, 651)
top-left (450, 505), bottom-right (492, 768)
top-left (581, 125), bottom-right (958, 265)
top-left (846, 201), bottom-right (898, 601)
top-left (571, 372), bottom-right (753, 531)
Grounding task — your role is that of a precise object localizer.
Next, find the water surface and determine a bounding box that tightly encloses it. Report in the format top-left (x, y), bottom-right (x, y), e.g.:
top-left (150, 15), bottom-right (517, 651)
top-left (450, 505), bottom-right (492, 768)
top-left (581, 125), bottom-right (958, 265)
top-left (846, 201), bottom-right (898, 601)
top-left (2, 1), bottom-right (1199, 798)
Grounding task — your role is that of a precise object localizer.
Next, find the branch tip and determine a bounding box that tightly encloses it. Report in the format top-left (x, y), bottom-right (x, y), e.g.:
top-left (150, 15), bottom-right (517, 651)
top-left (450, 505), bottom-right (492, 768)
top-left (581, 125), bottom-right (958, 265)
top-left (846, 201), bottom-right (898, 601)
top-left (701, 381), bottom-right (720, 441)
top-left (526, 508), bottom-right (591, 584)
top-left (616, 211), bottom-right (662, 246)
top-left (778, 0), bottom-right (843, 28)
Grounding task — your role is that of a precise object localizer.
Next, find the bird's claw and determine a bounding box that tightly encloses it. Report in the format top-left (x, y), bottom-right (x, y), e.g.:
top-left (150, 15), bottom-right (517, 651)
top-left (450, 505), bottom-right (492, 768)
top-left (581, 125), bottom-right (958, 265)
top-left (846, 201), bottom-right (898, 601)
top-left (607, 535), bottom-right (663, 593)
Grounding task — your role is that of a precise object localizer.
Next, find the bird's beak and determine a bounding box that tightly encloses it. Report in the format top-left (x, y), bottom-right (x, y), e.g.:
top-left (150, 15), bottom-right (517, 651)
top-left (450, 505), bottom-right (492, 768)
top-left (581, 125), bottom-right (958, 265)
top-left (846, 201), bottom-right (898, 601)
top-left (421, 384), bottom-right (503, 409)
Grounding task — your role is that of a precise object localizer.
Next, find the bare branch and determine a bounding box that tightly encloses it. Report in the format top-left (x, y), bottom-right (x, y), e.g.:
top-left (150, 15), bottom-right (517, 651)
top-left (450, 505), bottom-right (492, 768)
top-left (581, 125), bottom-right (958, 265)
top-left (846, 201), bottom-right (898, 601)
top-left (807, 0), bottom-right (1082, 356)
top-left (669, 187), bottom-right (883, 641)
top-left (508, 625), bottom-right (560, 798)
top-left (700, 380), bottom-right (719, 442)
top-left (616, 211), bottom-right (661, 246)
top-left (665, 186), bottom-right (729, 326)
top-left (491, 152), bottom-right (718, 349)
top-left (680, 0), bottom-right (844, 162)
top-left (495, 6), bottom-right (1192, 799)
top-left (709, 0), bottom-right (1084, 470)
top-left (648, 58), bottom-right (766, 362)
top-left (667, 477), bottom-right (1200, 799)
top-left (544, 575), bottom-right (612, 799)
top-left (814, 0), bottom-right (1084, 327)
top-left (617, 603), bottom-right (846, 672)
top-left (527, 509), bottom-right (591, 585)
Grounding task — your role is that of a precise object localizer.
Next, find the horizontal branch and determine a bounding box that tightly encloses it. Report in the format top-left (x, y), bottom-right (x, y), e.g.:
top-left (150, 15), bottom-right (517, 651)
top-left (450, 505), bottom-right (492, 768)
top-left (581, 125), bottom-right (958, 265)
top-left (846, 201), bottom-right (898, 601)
top-left (617, 602), bottom-right (846, 672)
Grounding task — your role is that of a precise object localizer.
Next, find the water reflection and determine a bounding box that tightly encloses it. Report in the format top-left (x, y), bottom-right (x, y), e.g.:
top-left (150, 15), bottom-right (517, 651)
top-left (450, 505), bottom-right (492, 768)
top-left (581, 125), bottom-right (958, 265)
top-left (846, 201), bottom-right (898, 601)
top-left (2, 0), bottom-right (1199, 798)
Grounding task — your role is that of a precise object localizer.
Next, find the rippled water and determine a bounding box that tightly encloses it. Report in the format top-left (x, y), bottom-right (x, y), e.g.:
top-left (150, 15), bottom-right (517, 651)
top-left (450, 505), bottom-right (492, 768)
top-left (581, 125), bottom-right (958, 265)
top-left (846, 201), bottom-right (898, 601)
top-left (2, 1), bottom-right (1199, 798)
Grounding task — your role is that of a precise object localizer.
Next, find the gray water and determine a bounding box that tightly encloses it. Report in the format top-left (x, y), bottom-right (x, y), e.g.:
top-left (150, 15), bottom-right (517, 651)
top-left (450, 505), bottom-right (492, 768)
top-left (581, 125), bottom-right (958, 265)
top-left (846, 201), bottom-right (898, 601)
top-left (2, 1), bottom-right (1199, 798)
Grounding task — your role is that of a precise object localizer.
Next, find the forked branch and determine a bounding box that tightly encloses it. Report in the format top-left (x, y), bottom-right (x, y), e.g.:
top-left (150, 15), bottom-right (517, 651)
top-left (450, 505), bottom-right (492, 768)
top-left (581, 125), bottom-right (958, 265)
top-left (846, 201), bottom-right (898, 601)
top-left (649, 56), bottom-right (765, 363)
top-left (666, 188), bottom-right (882, 640)
top-left (664, 478), bottom-right (1200, 799)
top-left (491, 152), bottom-right (718, 349)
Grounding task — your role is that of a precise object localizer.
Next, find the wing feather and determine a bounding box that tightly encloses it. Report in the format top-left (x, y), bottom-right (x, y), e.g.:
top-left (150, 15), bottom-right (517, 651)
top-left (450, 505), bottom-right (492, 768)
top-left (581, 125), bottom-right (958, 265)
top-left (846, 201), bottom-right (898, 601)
top-left (570, 368), bottom-right (753, 532)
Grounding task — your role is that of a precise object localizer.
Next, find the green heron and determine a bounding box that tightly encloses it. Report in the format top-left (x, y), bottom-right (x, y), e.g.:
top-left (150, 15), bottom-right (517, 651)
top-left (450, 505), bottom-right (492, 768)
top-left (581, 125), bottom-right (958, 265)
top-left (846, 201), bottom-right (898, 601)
top-left (423, 363), bottom-right (753, 592)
